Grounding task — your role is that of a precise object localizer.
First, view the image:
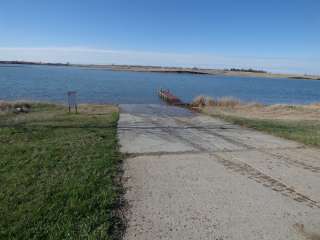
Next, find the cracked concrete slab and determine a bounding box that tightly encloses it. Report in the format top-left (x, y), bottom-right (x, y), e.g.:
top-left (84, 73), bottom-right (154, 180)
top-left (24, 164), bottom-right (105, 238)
top-left (118, 104), bottom-right (320, 240)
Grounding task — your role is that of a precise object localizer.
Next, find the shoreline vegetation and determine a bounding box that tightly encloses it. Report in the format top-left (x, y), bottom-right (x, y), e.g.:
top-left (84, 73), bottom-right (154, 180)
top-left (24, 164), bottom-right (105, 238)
top-left (0, 102), bottom-right (124, 239)
top-left (191, 96), bottom-right (320, 147)
top-left (1, 60), bottom-right (320, 80)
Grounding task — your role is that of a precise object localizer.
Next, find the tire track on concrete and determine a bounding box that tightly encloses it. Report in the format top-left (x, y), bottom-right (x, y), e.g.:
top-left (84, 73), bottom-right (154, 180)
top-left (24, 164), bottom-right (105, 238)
top-left (174, 118), bottom-right (253, 149)
top-left (127, 146), bottom-right (305, 158)
top-left (175, 118), bottom-right (320, 173)
top-left (148, 119), bottom-right (209, 152)
top-left (210, 152), bottom-right (320, 209)
top-left (266, 151), bottom-right (320, 173)
top-left (173, 118), bottom-right (320, 208)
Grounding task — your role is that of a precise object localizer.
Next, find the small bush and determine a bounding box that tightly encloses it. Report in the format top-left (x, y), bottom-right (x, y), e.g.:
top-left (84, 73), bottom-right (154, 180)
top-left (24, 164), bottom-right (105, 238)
top-left (0, 101), bottom-right (33, 114)
top-left (13, 102), bottom-right (31, 109)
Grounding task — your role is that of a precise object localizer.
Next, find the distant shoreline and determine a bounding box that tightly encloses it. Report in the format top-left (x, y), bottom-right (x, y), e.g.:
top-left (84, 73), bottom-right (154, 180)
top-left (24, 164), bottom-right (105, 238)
top-left (1, 61), bottom-right (319, 80)
top-left (107, 65), bottom-right (320, 80)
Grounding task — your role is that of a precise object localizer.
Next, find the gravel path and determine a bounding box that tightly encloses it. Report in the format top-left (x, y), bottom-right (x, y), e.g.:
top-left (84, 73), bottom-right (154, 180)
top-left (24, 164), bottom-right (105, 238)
top-left (118, 104), bottom-right (320, 240)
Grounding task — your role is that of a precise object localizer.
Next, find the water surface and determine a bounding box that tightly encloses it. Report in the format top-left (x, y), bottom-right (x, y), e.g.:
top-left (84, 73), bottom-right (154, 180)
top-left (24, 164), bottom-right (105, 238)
top-left (1, 64), bottom-right (320, 105)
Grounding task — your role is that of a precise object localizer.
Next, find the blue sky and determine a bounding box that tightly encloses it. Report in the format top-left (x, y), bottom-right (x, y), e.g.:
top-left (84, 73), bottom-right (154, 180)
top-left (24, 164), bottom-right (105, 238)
top-left (0, 0), bottom-right (319, 74)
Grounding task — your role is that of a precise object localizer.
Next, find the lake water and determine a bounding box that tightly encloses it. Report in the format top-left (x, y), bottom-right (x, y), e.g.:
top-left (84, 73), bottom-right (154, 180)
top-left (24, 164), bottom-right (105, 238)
top-left (1, 64), bottom-right (320, 105)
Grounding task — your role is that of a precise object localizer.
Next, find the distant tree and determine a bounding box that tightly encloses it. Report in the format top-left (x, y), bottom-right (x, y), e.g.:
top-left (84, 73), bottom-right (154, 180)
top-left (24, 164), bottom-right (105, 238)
top-left (228, 68), bottom-right (266, 73)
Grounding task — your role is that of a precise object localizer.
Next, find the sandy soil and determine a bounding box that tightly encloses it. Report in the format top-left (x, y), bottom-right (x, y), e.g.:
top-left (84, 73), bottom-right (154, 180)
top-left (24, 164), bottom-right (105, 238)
top-left (118, 104), bottom-right (320, 240)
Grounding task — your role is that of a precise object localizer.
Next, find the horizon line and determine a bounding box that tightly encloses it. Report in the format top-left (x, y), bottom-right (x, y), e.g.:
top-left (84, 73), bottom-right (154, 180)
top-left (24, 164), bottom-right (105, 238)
top-left (0, 47), bottom-right (319, 75)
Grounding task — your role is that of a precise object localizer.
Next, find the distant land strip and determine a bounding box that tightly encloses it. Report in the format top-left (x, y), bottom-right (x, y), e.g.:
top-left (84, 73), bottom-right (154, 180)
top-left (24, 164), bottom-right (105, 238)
top-left (1, 60), bottom-right (319, 80)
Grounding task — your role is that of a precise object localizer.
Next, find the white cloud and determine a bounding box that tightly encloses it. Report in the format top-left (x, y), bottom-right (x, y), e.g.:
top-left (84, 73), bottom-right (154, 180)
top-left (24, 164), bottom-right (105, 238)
top-left (0, 47), bottom-right (319, 75)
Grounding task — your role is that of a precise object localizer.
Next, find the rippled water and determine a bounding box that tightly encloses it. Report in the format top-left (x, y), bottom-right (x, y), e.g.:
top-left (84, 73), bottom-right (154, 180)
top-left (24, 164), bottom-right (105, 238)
top-left (1, 64), bottom-right (320, 105)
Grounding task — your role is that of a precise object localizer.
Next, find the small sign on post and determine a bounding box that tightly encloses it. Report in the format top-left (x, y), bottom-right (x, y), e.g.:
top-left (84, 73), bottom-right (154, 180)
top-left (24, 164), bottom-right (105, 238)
top-left (67, 91), bottom-right (78, 113)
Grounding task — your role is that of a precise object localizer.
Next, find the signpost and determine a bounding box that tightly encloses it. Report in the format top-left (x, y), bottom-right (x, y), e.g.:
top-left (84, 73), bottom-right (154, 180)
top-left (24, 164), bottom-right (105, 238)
top-left (67, 91), bottom-right (78, 113)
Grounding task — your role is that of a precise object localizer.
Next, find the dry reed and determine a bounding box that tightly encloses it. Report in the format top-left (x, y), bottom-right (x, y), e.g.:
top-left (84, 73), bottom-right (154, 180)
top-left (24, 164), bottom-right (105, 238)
top-left (191, 96), bottom-right (242, 108)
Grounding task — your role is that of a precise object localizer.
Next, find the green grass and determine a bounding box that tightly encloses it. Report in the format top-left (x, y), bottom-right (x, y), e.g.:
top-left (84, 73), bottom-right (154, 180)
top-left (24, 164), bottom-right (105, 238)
top-left (211, 113), bottom-right (320, 147)
top-left (0, 103), bottom-right (124, 239)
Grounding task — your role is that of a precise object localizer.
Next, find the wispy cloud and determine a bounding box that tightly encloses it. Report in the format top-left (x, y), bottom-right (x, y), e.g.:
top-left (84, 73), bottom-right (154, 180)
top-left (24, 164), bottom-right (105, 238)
top-left (0, 47), bottom-right (319, 74)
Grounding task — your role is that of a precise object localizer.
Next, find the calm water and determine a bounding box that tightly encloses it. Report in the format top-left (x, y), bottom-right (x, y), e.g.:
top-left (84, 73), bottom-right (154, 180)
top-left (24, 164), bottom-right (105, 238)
top-left (1, 64), bottom-right (320, 105)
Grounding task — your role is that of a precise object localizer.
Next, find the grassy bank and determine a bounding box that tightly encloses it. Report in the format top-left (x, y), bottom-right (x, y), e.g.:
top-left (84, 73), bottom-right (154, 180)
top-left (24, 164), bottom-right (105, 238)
top-left (0, 103), bottom-right (124, 239)
top-left (192, 96), bottom-right (320, 147)
top-left (212, 114), bottom-right (320, 147)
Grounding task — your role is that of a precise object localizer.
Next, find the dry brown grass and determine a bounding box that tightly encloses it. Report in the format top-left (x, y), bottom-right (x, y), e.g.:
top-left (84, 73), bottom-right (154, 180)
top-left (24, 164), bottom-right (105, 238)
top-left (207, 97), bottom-right (241, 108)
top-left (191, 96), bottom-right (320, 147)
top-left (192, 96), bottom-right (320, 121)
top-left (191, 96), bottom-right (208, 108)
top-left (0, 101), bottom-right (12, 112)
top-left (78, 104), bottom-right (119, 115)
top-left (191, 96), bottom-right (242, 108)
top-left (0, 101), bottom-right (118, 112)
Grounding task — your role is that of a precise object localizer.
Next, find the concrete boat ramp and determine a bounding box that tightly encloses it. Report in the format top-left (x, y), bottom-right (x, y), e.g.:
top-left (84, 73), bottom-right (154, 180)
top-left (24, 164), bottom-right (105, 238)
top-left (118, 104), bottom-right (320, 240)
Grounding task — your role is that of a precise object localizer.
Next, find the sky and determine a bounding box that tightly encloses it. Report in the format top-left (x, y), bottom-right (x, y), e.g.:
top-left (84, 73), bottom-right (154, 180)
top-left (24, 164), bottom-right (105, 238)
top-left (0, 0), bottom-right (319, 74)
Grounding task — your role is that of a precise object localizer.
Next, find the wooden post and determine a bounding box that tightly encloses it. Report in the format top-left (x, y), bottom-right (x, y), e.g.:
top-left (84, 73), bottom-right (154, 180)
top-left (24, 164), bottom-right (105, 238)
top-left (67, 91), bottom-right (78, 113)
